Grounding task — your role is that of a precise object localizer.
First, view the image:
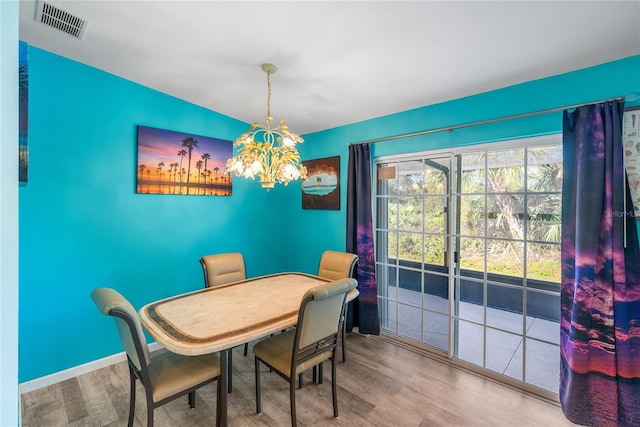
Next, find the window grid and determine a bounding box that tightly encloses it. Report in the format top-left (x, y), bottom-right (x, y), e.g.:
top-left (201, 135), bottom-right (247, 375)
top-left (375, 137), bottom-right (562, 396)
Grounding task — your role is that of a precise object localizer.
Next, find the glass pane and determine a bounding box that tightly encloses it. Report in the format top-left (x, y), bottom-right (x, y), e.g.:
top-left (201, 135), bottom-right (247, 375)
top-left (398, 267), bottom-right (421, 305)
top-left (486, 239), bottom-right (523, 277)
top-left (382, 294), bottom-right (399, 311)
top-left (487, 148), bottom-right (524, 193)
top-left (398, 232), bottom-right (422, 262)
top-left (486, 194), bottom-right (524, 239)
top-left (423, 196), bottom-right (446, 234)
top-left (454, 319), bottom-right (484, 367)
top-left (398, 303), bottom-right (422, 342)
top-left (459, 153), bottom-right (485, 194)
top-left (459, 195), bottom-right (485, 236)
top-left (525, 338), bottom-right (560, 392)
top-left (378, 162), bottom-right (399, 196)
top-left (487, 284), bottom-right (523, 334)
top-left (379, 230), bottom-right (397, 260)
top-left (526, 318), bottom-right (560, 347)
top-left (398, 197), bottom-right (423, 232)
top-left (487, 328), bottom-right (523, 380)
top-left (526, 290), bottom-right (560, 344)
top-left (424, 311), bottom-right (448, 351)
top-left (376, 196), bottom-right (398, 231)
top-left (423, 235), bottom-right (445, 266)
top-left (527, 194), bottom-right (561, 243)
top-left (377, 264), bottom-right (397, 301)
top-left (459, 237), bottom-right (484, 272)
top-left (526, 243), bottom-right (560, 283)
top-left (424, 270), bottom-right (449, 313)
top-left (424, 158), bottom-right (449, 195)
top-left (379, 299), bottom-right (397, 332)
top-left (398, 160), bottom-right (424, 196)
top-left (455, 278), bottom-right (484, 323)
top-left (527, 145), bottom-right (562, 193)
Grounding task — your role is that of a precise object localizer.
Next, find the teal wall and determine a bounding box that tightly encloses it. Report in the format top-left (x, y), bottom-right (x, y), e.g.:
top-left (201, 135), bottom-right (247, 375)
top-left (18, 48), bottom-right (294, 382)
top-left (19, 48), bottom-right (640, 383)
top-left (287, 56), bottom-right (640, 274)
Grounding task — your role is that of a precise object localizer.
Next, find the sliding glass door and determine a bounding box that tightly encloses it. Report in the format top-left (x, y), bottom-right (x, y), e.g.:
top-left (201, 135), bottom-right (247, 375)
top-left (376, 156), bottom-right (452, 352)
top-left (375, 136), bottom-right (562, 395)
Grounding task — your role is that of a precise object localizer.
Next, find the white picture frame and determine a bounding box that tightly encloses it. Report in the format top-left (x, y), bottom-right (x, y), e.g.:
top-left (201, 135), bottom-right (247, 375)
top-left (623, 106), bottom-right (640, 217)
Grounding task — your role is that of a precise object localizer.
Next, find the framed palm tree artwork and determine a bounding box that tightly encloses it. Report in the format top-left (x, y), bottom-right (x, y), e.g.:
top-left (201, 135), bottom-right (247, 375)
top-left (302, 156), bottom-right (340, 210)
top-left (136, 125), bottom-right (233, 196)
top-left (19, 41), bottom-right (28, 183)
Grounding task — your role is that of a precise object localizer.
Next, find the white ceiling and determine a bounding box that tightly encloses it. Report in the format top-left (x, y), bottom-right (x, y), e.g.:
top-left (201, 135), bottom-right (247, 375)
top-left (18, 1), bottom-right (640, 135)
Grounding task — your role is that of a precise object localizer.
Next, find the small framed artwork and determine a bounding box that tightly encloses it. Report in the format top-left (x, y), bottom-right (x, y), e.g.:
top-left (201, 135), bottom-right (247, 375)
top-left (302, 156), bottom-right (340, 210)
top-left (19, 41), bottom-right (29, 183)
top-left (623, 106), bottom-right (640, 216)
top-left (136, 125), bottom-right (233, 196)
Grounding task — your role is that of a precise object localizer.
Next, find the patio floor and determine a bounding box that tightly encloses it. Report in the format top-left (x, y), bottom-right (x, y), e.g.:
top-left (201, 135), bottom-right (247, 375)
top-left (380, 287), bottom-right (560, 394)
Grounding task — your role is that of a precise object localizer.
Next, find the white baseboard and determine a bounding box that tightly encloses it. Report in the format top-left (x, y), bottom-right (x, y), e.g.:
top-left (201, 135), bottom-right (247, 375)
top-left (19, 342), bottom-right (163, 395)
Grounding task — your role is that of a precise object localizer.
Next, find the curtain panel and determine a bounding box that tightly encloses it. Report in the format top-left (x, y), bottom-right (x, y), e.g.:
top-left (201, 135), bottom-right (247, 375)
top-left (560, 100), bottom-right (640, 426)
top-left (346, 143), bottom-right (380, 335)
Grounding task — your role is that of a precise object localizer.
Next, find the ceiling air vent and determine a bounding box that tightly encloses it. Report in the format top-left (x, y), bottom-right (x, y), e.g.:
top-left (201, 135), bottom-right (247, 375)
top-left (35, 1), bottom-right (89, 39)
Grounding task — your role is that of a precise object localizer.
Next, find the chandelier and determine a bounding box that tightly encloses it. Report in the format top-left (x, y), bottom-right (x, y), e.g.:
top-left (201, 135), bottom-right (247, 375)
top-left (226, 63), bottom-right (307, 190)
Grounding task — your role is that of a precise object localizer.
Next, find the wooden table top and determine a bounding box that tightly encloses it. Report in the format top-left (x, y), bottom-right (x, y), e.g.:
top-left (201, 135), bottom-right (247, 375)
top-left (139, 272), bottom-right (358, 356)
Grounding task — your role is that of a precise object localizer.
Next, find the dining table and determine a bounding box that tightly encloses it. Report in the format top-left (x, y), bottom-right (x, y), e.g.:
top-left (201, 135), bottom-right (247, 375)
top-left (138, 272), bottom-right (359, 426)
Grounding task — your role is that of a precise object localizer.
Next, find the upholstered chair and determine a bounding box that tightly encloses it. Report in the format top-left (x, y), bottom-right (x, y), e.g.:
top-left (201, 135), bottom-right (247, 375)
top-left (317, 250), bottom-right (359, 362)
top-left (317, 250), bottom-right (358, 281)
top-left (200, 252), bottom-right (248, 392)
top-left (253, 278), bottom-right (358, 427)
top-left (91, 287), bottom-right (220, 427)
top-left (200, 252), bottom-right (246, 287)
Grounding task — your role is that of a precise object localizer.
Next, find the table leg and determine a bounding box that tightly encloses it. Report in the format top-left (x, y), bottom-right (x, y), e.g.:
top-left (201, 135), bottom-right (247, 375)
top-left (228, 349), bottom-right (233, 393)
top-left (217, 349), bottom-right (228, 426)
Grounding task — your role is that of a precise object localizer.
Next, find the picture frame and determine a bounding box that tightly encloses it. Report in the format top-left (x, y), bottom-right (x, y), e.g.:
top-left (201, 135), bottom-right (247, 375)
top-left (136, 125), bottom-right (233, 196)
top-left (19, 41), bottom-right (29, 183)
top-left (302, 156), bottom-right (340, 210)
top-left (623, 106), bottom-right (640, 216)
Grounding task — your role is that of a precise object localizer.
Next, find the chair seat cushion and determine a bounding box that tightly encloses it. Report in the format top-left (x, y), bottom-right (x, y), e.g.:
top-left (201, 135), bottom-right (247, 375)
top-left (253, 330), bottom-right (333, 378)
top-left (149, 350), bottom-right (220, 403)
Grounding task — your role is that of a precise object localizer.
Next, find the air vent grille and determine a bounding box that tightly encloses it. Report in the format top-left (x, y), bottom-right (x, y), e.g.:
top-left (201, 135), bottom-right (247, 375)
top-left (36, 1), bottom-right (89, 39)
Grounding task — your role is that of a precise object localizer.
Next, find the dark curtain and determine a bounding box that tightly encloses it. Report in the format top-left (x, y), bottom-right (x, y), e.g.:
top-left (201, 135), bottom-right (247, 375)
top-left (560, 100), bottom-right (640, 426)
top-left (346, 143), bottom-right (380, 335)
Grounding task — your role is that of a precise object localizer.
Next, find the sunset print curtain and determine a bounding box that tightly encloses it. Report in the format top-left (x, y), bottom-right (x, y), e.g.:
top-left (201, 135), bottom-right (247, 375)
top-left (560, 100), bottom-right (640, 426)
top-left (346, 143), bottom-right (380, 335)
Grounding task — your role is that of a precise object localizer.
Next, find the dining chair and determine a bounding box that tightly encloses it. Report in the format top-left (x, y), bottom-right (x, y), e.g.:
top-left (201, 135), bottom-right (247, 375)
top-left (200, 252), bottom-right (246, 288)
top-left (317, 250), bottom-right (359, 362)
top-left (90, 287), bottom-right (221, 427)
top-left (200, 252), bottom-right (249, 392)
top-left (253, 278), bottom-right (357, 427)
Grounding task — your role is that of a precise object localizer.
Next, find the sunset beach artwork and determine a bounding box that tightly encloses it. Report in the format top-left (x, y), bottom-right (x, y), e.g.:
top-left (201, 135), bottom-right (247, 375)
top-left (136, 126), bottom-right (232, 196)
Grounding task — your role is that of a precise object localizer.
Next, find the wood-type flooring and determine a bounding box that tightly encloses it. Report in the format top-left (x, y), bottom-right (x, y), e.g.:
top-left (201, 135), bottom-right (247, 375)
top-left (21, 334), bottom-right (577, 426)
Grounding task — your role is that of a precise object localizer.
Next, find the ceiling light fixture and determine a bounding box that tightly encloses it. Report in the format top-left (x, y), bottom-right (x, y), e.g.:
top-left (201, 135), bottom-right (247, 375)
top-left (226, 63), bottom-right (307, 190)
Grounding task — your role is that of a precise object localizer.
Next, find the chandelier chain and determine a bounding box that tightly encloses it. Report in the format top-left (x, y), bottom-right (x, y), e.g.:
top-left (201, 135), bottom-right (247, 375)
top-left (266, 71), bottom-right (272, 119)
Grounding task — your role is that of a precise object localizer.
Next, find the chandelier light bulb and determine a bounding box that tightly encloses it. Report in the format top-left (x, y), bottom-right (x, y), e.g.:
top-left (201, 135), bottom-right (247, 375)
top-left (282, 135), bottom-right (295, 147)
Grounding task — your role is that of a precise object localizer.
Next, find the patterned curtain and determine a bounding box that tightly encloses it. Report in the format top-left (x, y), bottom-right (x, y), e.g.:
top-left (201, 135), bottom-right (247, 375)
top-left (346, 143), bottom-right (380, 335)
top-left (560, 100), bottom-right (640, 426)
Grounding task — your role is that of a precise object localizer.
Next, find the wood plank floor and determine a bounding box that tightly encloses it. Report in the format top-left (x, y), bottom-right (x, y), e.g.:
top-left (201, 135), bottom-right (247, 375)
top-left (21, 334), bottom-right (577, 426)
